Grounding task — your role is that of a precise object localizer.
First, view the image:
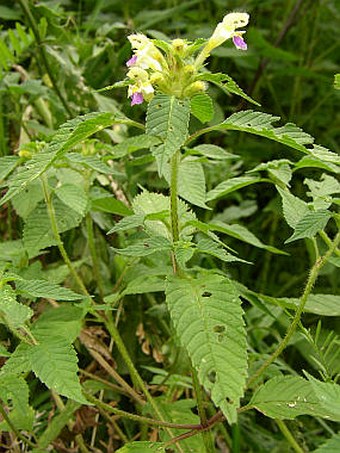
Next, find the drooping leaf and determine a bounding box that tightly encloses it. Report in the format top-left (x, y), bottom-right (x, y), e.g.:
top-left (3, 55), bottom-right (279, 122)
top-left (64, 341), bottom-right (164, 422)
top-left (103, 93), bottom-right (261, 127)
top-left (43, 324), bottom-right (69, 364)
top-left (206, 176), bottom-right (264, 202)
top-left (91, 194), bottom-right (132, 216)
top-left (196, 236), bottom-right (248, 263)
top-left (260, 294), bottom-right (340, 317)
top-left (112, 235), bottom-right (172, 257)
top-left (190, 92), bottom-right (214, 123)
top-left (285, 210), bottom-right (332, 243)
top-left (146, 94), bottom-right (190, 174)
top-left (166, 273), bottom-right (247, 423)
top-left (15, 278), bottom-right (83, 301)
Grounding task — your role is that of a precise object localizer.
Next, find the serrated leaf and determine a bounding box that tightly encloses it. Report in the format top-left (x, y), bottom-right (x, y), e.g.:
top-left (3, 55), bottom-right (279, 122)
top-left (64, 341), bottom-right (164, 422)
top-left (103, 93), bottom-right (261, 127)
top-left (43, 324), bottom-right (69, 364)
top-left (0, 284), bottom-right (33, 329)
top-left (146, 94), bottom-right (190, 174)
top-left (11, 180), bottom-right (45, 219)
top-left (190, 92), bottom-right (214, 123)
top-left (107, 214), bottom-right (145, 234)
top-left (305, 174), bottom-right (340, 210)
top-left (23, 199), bottom-right (83, 258)
top-left (250, 376), bottom-right (322, 420)
top-left (0, 112), bottom-right (117, 207)
top-left (0, 374), bottom-right (34, 431)
top-left (115, 442), bottom-right (166, 452)
top-left (206, 176), bottom-right (263, 202)
top-left (166, 273), bottom-right (247, 423)
top-left (251, 159), bottom-right (292, 187)
top-left (55, 184), bottom-right (89, 216)
top-left (314, 432), bottom-right (340, 452)
top-left (295, 156), bottom-right (339, 174)
top-left (30, 332), bottom-right (87, 404)
top-left (196, 236), bottom-right (248, 263)
top-left (277, 186), bottom-right (310, 229)
top-left (212, 110), bottom-right (315, 154)
top-left (285, 210), bottom-right (331, 243)
top-left (197, 72), bottom-right (260, 106)
top-left (15, 278), bottom-right (83, 301)
top-left (306, 374), bottom-right (340, 422)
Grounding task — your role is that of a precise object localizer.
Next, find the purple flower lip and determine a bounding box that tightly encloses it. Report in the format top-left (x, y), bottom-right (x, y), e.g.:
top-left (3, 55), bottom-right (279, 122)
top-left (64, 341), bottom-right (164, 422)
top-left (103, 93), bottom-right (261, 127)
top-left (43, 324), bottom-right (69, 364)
top-left (126, 55), bottom-right (138, 67)
top-left (130, 92), bottom-right (144, 106)
top-left (232, 35), bottom-right (247, 50)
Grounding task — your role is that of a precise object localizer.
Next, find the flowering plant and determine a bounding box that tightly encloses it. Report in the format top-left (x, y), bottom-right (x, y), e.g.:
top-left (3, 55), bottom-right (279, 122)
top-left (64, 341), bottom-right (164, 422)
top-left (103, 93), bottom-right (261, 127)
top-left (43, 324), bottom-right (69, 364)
top-left (125, 12), bottom-right (250, 105)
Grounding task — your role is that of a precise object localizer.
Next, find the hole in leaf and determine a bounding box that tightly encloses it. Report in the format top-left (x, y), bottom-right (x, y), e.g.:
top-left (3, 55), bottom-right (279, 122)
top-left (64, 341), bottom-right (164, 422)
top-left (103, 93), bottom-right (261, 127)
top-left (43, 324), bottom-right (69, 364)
top-left (156, 104), bottom-right (162, 109)
top-left (202, 291), bottom-right (212, 298)
top-left (208, 370), bottom-right (216, 383)
top-left (217, 334), bottom-right (224, 343)
top-left (213, 325), bottom-right (225, 333)
top-left (226, 397), bottom-right (234, 404)
top-left (169, 126), bottom-right (174, 132)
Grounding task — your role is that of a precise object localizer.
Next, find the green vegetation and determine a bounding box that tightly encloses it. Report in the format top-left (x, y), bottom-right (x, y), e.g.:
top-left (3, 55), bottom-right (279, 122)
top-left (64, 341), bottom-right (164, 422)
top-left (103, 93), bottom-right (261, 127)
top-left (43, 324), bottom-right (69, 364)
top-left (0, 1), bottom-right (339, 451)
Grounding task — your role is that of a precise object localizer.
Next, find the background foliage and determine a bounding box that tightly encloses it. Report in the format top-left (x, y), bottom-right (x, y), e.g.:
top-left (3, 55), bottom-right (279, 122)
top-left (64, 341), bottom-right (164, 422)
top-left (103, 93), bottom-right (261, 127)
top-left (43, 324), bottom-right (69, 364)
top-left (0, 0), bottom-right (339, 452)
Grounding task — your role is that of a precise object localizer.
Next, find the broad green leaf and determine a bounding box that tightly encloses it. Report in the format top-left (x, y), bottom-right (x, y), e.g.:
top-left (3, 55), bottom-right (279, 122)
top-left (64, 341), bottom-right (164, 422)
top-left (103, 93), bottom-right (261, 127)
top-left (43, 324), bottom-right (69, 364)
top-left (311, 145), bottom-right (340, 165)
top-left (295, 156), bottom-right (340, 174)
top-left (112, 235), bottom-right (172, 257)
top-left (305, 174), bottom-right (340, 210)
top-left (251, 159), bottom-right (292, 187)
top-left (0, 284), bottom-right (33, 329)
top-left (115, 442), bottom-right (165, 452)
top-left (0, 112), bottom-right (117, 207)
top-left (207, 221), bottom-right (287, 255)
top-left (277, 187), bottom-right (310, 229)
top-left (307, 374), bottom-right (340, 422)
top-left (250, 376), bottom-right (322, 419)
top-left (91, 195), bottom-right (132, 216)
top-left (30, 333), bottom-right (87, 404)
top-left (206, 176), bottom-right (263, 202)
top-left (110, 134), bottom-right (161, 159)
top-left (15, 278), bottom-right (83, 301)
top-left (23, 199), bottom-right (83, 258)
top-left (11, 180), bottom-right (44, 219)
top-left (314, 433), bottom-right (340, 452)
top-left (146, 94), bottom-right (190, 174)
top-left (166, 273), bottom-right (247, 423)
top-left (0, 155), bottom-right (19, 180)
top-left (190, 92), bottom-right (214, 123)
top-left (55, 184), bottom-right (89, 216)
top-left (285, 210), bottom-right (332, 243)
top-left (0, 374), bottom-right (34, 431)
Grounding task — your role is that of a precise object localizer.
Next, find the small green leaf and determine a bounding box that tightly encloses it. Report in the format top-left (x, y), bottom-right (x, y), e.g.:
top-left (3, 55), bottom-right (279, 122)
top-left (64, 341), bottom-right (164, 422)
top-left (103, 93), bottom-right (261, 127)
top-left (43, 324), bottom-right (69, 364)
top-left (285, 210), bottom-right (332, 243)
top-left (190, 93), bottom-right (214, 123)
top-left (166, 273), bottom-right (247, 423)
top-left (0, 284), bottom-right (33, 329)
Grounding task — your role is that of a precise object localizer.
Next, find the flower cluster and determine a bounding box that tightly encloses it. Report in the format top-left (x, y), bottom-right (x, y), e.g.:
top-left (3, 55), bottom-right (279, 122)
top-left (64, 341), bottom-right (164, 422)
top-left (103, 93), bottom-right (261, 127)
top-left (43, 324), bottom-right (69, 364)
top-left (126, 12), bottom-right (250, 106)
